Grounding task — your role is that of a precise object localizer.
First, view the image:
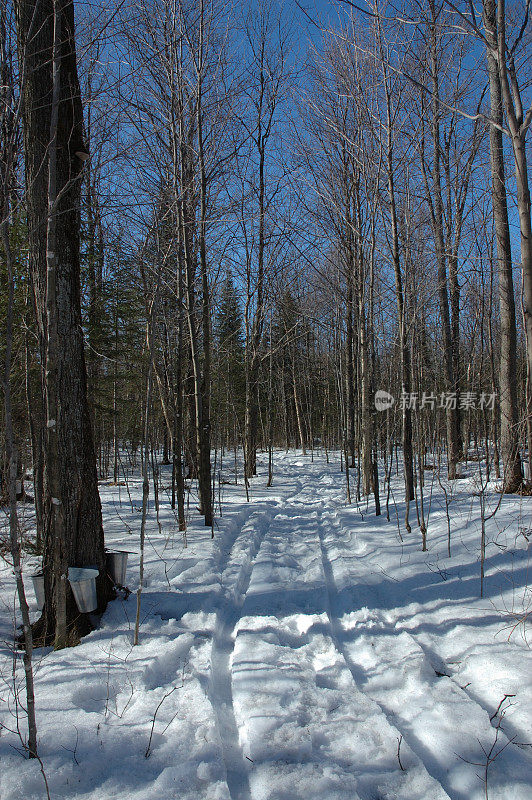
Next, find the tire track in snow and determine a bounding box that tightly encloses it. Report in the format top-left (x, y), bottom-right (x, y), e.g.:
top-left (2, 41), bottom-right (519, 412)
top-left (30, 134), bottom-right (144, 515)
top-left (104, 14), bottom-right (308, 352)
top-left (213, 502), bottom-right (270, 580)
top-left (208, 478), bottom-right (304, 800)
top-left (229, 495), bottom-right (451, 800)
top-left (315, 503), bottom-right (455, 800)
top-left (316, 503), bottom-right (532, 799)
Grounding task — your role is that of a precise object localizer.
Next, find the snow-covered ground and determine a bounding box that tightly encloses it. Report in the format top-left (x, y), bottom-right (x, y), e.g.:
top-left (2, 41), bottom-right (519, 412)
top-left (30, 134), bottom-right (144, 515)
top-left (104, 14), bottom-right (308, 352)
top-left (0, 451), bottom-right (531, 800)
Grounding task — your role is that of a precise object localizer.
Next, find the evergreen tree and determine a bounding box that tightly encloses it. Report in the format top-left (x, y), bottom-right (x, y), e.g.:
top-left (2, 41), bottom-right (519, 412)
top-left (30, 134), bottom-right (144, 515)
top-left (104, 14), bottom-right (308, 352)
top-left (214, 270), bottom-right (245, 447)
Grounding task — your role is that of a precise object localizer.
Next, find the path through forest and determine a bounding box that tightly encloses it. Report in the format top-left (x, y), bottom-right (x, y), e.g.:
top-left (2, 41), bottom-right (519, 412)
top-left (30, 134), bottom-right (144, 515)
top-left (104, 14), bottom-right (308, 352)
top-left (206, 455), bottom-right (531, 800)
top-left (1, 452), bottom-right (531, 800)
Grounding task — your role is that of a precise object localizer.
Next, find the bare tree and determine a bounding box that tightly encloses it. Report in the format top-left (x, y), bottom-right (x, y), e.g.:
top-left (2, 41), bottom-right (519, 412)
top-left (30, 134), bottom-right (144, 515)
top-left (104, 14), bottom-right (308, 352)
top-left (482, 0), bottom-right (524, 491)
top-left (240, 2), bottom-right (289, 480)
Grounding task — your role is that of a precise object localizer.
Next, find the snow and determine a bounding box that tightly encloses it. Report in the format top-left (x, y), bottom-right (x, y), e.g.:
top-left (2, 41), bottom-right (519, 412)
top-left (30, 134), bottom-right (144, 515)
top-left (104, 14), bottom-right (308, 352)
top-left (0, 451), bottom-right (531, 800)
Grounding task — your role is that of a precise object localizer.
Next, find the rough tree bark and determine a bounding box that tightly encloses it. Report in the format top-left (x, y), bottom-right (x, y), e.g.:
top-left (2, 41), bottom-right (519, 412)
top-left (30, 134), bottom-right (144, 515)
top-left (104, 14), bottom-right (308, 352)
top-left (483, 0), bottom-right (523, 492)
top-left (493, 0), bottom-right (532, 481)
top-left (15, 0), bottom-right (110, 648)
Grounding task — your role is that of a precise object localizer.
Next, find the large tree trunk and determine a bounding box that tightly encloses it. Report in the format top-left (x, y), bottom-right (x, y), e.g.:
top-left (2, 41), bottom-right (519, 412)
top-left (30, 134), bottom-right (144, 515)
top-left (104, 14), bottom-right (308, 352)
top-left (483, 0), bottom-right (523, 492)
top-left (15, 0), bottom-right (110, 648)
top-left (493, 0), bottom-right (532, 481)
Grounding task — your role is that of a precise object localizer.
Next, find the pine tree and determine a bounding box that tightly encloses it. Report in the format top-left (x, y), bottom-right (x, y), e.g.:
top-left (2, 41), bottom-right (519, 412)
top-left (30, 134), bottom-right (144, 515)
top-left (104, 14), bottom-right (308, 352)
top-left (214, 270), bottom-right (245, 447)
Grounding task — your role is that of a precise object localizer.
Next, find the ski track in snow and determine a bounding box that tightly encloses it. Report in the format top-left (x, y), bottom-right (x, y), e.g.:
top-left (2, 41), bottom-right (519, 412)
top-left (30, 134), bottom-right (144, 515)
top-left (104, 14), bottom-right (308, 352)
top-left (316, 503), bottom-right (469, 800)
top-left (208, 479), bottom-right (304, 800)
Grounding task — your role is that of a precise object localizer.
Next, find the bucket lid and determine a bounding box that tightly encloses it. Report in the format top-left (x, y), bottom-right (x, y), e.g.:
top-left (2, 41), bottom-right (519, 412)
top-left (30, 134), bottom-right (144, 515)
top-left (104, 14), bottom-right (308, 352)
top-left (68, 567), bottom-right (99, 582)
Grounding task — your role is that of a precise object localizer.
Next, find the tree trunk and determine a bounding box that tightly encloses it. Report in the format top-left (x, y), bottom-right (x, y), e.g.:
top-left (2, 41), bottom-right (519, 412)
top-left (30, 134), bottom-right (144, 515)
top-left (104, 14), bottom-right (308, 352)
top-left (173, 246), bottom-right (186, 530)
top-left (15, 0), bottom-right (110, 648)
top-left (195, 21), bottom-right (213, 527)
top-left (493, 0), bottom-right (532, 480)
top-left (345, 270), bottom-right (356, 468)
top-left (483, 0), bottom-right (523, 492)
top-left (428, 2), bottom-right (460, 479)
top-left (385, 108), bottom-right (415, 514)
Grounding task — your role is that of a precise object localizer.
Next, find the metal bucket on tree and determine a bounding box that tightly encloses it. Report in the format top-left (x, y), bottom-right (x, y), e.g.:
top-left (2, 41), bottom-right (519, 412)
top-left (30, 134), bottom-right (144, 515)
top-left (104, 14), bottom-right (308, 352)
top-left (31, 572), bottom-right (45, 611)
top-left (68, 567), bottom-right (99, 613)
top-left (106, 551), bottom-right (130, 586)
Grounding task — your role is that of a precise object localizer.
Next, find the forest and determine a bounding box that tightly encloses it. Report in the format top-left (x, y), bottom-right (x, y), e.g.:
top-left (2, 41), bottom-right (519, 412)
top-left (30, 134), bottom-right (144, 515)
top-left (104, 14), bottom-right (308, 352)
top-left (0, 1), bottom-right (531, 799)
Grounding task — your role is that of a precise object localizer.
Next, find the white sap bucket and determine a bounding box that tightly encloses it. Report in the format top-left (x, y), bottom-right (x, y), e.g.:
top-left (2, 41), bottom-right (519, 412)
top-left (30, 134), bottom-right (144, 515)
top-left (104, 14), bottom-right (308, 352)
top-left (68, 567), bottom-right (99, 613)
top-left (31, 572), bottom-right (45, 611)
top-left (106, 551), bottom-right (130, 586)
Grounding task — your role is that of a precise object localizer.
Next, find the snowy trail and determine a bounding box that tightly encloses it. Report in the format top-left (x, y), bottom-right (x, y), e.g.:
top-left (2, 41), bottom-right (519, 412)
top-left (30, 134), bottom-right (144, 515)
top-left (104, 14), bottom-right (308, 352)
top-left (223, 463), bottom-right (453, 800)
top-left (316, 502), bottom-right (464, 799)
top-left (317, 502), bottom-right (532, 800)
top-left (209, 479), bottom-right (304, 800)
top-left (1, 451), bottom-right (530, 800)
top-left (212, 457), bottom-right (530, 800)
top-left (210, 608), bottom-right (252, 800)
